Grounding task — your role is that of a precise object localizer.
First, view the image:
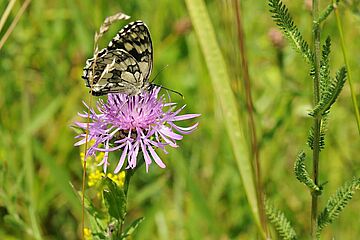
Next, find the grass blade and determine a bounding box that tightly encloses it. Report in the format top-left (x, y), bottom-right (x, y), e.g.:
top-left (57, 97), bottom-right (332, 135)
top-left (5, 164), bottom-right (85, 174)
top-left (185, 0), bottom-right (261, 235)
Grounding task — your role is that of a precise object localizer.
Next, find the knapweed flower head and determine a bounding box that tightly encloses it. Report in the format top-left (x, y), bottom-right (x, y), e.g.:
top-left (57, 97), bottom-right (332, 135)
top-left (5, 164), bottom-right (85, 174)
top-left (75, 87), bottom-right (199, 173)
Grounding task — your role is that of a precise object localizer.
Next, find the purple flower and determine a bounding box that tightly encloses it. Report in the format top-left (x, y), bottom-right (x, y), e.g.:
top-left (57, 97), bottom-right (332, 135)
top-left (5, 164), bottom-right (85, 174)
top-left (75, 87), bottom-right (200, 173)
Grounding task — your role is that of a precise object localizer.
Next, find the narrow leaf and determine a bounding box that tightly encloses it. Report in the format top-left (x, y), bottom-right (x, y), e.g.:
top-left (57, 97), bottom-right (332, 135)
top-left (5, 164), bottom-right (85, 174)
top-left (319, 37), bottom-right (331, 95)
top-left (317, 177), bottom-right (360, 236)
top-left (310, 67), bottom-right (347, 117)
top-left (70, 183), bottom-right (106, 221)
top-left (269, 0), bottom-right (313, 64)
top-left (102, 177), bottom-right (127, 221)
top-left (294, 151), bottom-right (321, 193)
top-left (318, 1), bottom-right (339, 24)
top-left (122, 217), bottom-right (145, 238)
top-left (265, 200), bottom-right (297, 240)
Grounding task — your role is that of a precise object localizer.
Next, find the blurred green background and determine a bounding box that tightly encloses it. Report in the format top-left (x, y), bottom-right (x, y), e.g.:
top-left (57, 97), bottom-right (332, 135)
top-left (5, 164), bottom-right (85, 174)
top-left (1, 0), bottom-right (360, 239)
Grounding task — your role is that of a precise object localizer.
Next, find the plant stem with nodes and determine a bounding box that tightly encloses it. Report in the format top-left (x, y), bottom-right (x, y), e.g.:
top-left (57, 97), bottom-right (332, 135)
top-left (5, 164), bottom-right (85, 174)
top-left (311, 0), bottom-right (322, 238)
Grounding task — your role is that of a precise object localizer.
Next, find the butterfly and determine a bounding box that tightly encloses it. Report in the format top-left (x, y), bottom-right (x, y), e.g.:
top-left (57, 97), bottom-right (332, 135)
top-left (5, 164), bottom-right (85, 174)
top-left (82, 21), bottom-right (153, 96)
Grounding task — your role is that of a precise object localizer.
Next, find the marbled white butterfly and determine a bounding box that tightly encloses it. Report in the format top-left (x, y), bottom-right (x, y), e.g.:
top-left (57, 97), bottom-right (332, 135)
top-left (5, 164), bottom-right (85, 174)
top-left (82, 21), bottom-right (153, 96)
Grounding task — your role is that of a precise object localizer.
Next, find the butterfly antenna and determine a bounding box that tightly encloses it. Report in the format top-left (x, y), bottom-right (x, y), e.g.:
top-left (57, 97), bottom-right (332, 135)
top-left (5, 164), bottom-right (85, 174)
top-left (150, 64), bottom-right (169, 84)
top-left (151, 83), bottom-right (184, 99)
top-left (150, 65), bottom-right (184, 99)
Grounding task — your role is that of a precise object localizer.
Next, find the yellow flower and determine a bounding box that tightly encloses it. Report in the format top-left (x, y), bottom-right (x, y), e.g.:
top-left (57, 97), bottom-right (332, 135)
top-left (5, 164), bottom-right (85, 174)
top-left (80, 147), bottom-right (125, 188)
top-left (88, 170), bottom-right (105, 187)
top-left (95, 152), bottom-right (105, 163)
top-left (107, 171), bottom-right (126, 187)
top-left (83, 227), bottom-right (92, 240)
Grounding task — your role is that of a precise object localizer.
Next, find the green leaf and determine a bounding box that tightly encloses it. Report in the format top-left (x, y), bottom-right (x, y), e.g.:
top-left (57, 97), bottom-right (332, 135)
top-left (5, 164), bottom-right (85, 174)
top-left (310, 67), bottom-right (347, 117)
top-left (307, 118), bottom-right (327, 151)
top-left (84, 191), bottom-right (107, 221)
top-left (70, 183), bottom-right (107, 232)
top-left (269, 0), bottom-right (314, 64)
top-left (122, 217), bottom-right (145, 238)
top-left (318, 1), bottom-right (339, 24)
top-left (185, 0), bottom-right (261, 234)
top-left (265, 200), bottom-right (297, 240)
top-left (319, 37), bottom-right (331, 95)
top-left (294, 151), bottom-right (321, 193)
top-left (317, 177), bottom-right (360, 237)
top-left (92, 232), bottom-right (106, 240)
top-left (102, 177), bottom-right (127, 221)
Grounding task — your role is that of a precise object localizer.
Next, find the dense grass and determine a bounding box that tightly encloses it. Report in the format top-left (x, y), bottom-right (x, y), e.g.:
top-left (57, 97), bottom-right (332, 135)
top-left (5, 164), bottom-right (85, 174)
top-left (1, 0), bottom-right (359, 239)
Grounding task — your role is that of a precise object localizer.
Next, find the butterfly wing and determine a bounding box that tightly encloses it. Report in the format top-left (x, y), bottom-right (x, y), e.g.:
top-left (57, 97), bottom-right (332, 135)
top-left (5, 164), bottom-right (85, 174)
top-left (82, 20), bottom-right (153, 96)
top-left (108, 21), bottom-right (153, 84)
top-left (82, 48), bottom-right (144, 96)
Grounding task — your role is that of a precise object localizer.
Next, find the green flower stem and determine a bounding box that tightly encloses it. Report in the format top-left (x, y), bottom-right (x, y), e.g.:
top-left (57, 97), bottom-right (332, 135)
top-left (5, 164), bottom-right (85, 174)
top-left (119, 158), bottom-right (143, 238)
top-left (119, 171), bottom-right (132, 238)
top-left (311, 0), bottom-right (321, 238)
top-left (333, 1), bottom-right (360, 135)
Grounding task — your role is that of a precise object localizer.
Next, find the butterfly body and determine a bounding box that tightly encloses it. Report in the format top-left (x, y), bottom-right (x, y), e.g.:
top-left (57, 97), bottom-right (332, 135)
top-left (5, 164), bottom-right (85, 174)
top-left (82, 21), bottom-right (153, 96)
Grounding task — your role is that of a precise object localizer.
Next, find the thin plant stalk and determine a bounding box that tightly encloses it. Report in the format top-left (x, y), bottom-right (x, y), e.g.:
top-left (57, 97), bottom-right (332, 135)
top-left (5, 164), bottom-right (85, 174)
top-left (119, 167), bottom-right (134, 237)
top-left (233, 0), bottom-right (269, 238)
top-left (81, 107), bottom-right (90, 239)
top-left (81, 41), bottom-right (96, 240)
top-left (0, 0), bottom-right (31, 50)
top-left (333, 1), bottom-right (360, 135)
top-left (311, 0), bottom-right (321, 238)
top-left (0, 0), bottom-right (16, 33)
top-left (82, 32), bottom-right (97, 240)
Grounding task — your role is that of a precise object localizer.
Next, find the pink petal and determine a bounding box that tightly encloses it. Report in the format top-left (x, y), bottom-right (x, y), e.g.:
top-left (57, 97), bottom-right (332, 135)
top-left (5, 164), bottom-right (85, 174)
top-left (163, 102), bottom-right (177, 107)
top-left (103, 151), bottom-right (109, 173)
top-left (158, 131), bottom-right (178, 147)
top-left (169, 122), bottom-right (199, 134)
top-left (94, 143), bottom-right (124, 152)
top-left (159, 126), bottom-right (183, 140)
top-left (140, 141), bottom-right (152, 167)
top-left (148, 145), bottom-right (166, 168)
top-left (172, 114), bottom-right (201, 121)
top-left (128, 142), bottom-right (139, 169)
top-left (114, 143), bottom-right (128, 173)
top-left (74, 137), bottom-right (88, 146)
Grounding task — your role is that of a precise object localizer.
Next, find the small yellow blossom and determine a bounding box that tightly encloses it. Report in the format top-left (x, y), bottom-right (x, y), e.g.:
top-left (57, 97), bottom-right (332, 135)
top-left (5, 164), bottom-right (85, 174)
top-left (83, 227), bottom-right (92, 240)
top-left (95, 152), bottom-right (105, 163)
top-left (80, 151), bottom-right (105, 166)
top-left (80, 146), bottom-right (125, 188)
top-left (107, 171), bottom-right (126, 187)
top-left (88, 170), bottom-right (105, 187)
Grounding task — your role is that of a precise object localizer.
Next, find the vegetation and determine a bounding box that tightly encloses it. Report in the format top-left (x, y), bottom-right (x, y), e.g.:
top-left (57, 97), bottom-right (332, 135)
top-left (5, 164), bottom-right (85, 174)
top-left (1, 0), bottom-right (359, 239)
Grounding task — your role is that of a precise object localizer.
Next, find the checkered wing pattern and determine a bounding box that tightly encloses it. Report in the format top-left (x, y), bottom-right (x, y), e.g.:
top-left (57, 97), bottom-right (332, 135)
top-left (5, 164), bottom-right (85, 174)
top-left (82, 21), bottom-right (153, 96)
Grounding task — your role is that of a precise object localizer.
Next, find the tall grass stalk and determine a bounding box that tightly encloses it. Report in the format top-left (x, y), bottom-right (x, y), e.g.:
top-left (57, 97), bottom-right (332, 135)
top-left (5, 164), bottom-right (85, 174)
top-left (185, 0), bottom-right (264, 237)
top-left (0, 0), bottom-right (31, 50)
top-left (333, 2), bottom-right (360, 134)
top-left (0, 0), bottom-right (16, 33)
top-left (233, 0), bottom-right (269, 238)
